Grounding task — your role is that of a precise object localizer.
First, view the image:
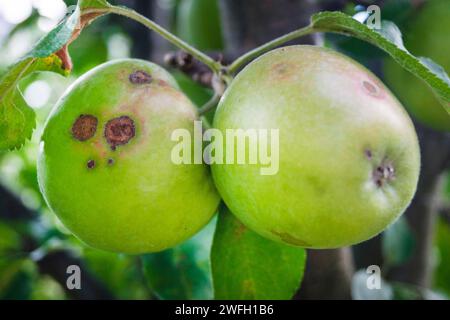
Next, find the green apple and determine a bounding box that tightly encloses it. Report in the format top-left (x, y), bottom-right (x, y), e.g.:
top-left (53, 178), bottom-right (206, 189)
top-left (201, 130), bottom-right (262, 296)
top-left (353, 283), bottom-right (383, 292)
top-left (38, 59), bottom-right (220, 254)
top-left (212, 45), bottom-right (420, 248)
top-left (384, 0), bottom-right (450, 131)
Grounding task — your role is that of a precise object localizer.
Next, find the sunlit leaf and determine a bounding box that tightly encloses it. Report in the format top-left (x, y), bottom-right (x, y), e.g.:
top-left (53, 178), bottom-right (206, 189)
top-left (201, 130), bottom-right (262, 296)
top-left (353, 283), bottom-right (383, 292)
top-left (0, 0), bottom-right (113, 151)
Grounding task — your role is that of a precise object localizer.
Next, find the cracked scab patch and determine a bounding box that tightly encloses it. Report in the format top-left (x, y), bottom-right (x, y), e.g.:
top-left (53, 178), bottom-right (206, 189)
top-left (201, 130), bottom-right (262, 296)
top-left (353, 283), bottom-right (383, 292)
top-left (72, 115), bottom-right (98, 141)
top-left (104, 116), bottom-right (136, 150)
top-left (129, 70), bottom-right (152, 84)
top-left (373, 162), bottom-right (395, 187)
top-left (364, 150), bottom-right (396, 187)
top-left (87, 159), bottom-right (95, 169)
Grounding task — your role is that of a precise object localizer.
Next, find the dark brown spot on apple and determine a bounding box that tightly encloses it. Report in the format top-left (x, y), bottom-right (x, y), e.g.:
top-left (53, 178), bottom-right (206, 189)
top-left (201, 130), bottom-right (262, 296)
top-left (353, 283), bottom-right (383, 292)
top-left (365, 149), bottom-right (373, 159)
top-left (373, 162), bottom-right (395, 187)
top-left (362, 80), bottom-right (379, 96)
top-left (108, 158), bottom-right (114, 165)
top-left (271, 230), bottom-right (311, 247)
top-left (87, 159), bottom-right (95, 169)
top-left (104, 116), bottom-right (136, 150)
top-left (129, 70), bottom-right (152, 84)
top-left (72, 115), bottom-right (98, 141)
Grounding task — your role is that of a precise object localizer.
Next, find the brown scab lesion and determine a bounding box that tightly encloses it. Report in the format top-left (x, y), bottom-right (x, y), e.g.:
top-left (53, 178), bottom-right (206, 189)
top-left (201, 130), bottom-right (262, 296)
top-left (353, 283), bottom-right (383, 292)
top-left (364, 150), bottom-right (396, 187)
top-left (373, 162), bottom-right (395, 187)
top-left (362, 80), bottom-right (380, 97)
top-left (129, 70), bottom-right (152, 84)
top-left (104, 116), bottom-right (136, 150)
top-left (271, 230), bottom-right (311, 247)
top-left (87, 159), bottom-right (95, 169)
top-left (72, 115), bottom-right (98, 141)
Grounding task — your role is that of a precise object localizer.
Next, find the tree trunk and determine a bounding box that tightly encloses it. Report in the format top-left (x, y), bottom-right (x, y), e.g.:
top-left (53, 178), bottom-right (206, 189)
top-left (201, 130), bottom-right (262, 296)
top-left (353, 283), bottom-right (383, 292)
top-left (296, 248), bottom-right (354, 300)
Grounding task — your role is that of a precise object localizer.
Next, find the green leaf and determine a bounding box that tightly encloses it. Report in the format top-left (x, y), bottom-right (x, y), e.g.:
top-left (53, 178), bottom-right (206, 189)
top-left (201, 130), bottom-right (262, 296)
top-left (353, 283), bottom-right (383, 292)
top-left (79, 0), bottom-right (111, 9)
top-left (83, 249), bottom-right (148, 299)
top-left (434, 218), bottom-right (450, 297)
top-left (29, 6), bottom-right (81, 58)
top-left (0, 1), bottom-right (113, 151)
top-left (311, 11), bottom-right (450, 115)
top-left (0, 6), bottom-right (80, 150)
top-left (382, 216), bottom-right (415, 267)
top-left (211, 205), bottom-right (306, 300)
top-left (0, 56), bottom-right (67, 151)
top-left (0, 270), bottom-right (33, 300)
top-left (141, 218), bottom-right (215, 300)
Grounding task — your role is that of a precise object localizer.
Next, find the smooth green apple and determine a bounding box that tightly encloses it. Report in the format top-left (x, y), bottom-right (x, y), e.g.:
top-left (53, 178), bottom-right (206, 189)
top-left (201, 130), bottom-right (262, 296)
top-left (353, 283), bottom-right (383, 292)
top-left (38, 59), bottom-right (220, 254)
top-left (212, 45), bottom-right (420, 248)
top-left (384, 0), bottom-right (450, 131)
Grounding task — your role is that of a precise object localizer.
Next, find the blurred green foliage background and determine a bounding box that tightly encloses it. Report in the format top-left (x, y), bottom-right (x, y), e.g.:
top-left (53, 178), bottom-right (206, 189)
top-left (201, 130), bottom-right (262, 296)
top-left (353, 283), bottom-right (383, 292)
top-left (0, 0), bottom-right (449, 300)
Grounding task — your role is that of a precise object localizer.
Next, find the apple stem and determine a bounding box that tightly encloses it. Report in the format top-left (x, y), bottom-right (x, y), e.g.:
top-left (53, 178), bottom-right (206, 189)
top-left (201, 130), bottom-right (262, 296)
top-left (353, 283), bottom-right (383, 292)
top-left (108, 5), bottom-right (223, 75)
top-left (226, 25), bottom-right (314, 74)
top-left (199, 93), bottom-right (221, 115)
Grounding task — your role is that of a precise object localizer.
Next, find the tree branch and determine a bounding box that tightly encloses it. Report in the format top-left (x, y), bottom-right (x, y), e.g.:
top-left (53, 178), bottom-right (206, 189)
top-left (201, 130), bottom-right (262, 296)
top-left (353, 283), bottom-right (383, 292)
top-left (36, 250), bottom-right (114, 300)
top-left (164, 51), bottom-right (229, 88)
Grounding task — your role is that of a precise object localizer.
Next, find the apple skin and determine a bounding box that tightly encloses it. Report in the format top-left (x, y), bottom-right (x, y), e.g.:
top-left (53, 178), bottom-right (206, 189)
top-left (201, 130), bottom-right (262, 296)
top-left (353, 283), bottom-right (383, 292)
top-left (38, 59), bottom-right (220, 254)
top-left (212, 45), bottom-right (420, 248)
top-left (383, 0), bottom-right (450, 131)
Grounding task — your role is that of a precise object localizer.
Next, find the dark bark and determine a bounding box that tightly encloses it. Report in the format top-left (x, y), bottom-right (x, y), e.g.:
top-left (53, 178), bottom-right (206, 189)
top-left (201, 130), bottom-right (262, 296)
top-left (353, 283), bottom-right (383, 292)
top-left (36, 250), bottom-right (114, 300)
top-left (0, 186), bottom-right (35, 221)
top-left (296, 248), bottom-right (354, 300)
top-left (441, 205), bottom-right (450, 225)
top-left (319, 0), bottom-right (386, 11)
top-left (352, 235), bottom-right (384, 271)
top-left (149, 0), bottom-right (175, 63)
top-left (219, 0), bottom-right (319, 59)
top-left (115, 0), bottom-right (153, 59)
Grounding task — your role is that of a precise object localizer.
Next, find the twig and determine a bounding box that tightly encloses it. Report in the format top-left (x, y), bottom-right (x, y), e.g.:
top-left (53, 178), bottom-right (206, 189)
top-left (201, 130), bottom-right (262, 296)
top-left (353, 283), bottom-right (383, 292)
top-left (164, 51), bottom-right (230, 88)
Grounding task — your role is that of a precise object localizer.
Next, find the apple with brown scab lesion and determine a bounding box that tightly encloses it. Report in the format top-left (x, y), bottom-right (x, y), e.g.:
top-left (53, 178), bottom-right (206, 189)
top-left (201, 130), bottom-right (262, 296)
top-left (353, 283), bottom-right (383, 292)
top-left (38, 59), bottom-right (220, 254)
top-left (211, 45), bottom-right (421, 248)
